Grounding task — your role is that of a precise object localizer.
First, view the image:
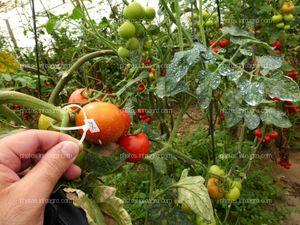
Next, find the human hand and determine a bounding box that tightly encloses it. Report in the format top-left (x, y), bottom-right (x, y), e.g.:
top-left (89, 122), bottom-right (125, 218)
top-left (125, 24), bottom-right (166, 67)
top-left (0, 130), bottom-right (82, 225)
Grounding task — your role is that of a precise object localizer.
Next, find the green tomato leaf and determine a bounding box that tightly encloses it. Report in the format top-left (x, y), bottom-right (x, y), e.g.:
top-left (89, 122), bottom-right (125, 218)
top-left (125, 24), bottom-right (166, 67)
top-left (70, 7), bottom-right (84, 20)
top-left (176, 169), bottom-right (214, 223)
top-left (260, 107), bottom-right (292, 128)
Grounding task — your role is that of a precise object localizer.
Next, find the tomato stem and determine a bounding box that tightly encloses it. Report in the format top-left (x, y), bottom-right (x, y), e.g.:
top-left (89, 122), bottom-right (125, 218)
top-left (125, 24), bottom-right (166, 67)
top-left (0, 91), bottom-right (69, 125)
top-left (48, 50), bottom-right (115, 105)
top-left (0, 104), bottom-right (26, 126)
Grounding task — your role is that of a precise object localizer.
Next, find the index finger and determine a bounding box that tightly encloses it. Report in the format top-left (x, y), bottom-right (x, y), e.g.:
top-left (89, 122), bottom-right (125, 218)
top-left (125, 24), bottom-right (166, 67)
top-left (0, 129), bottom-right (82, 172)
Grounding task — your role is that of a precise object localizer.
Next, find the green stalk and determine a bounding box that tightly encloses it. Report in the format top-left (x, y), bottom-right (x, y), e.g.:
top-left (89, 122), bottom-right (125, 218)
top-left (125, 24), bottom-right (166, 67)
top-left (198, 0), bottom-right (207, 46)
top-left (228, 123), bottom-right (246, 176)
top-left (174, 0), bottom-right (184, 50)
top-left (160, 0), bottom-right (193, 47)
top-left (48, 50), bottom-right (115, 104)
top-left (0, 91), bottom-right (69, 127)
top-left (169, 97), bottom-right (192, 142)
top-left (0, 105), bottom-right (26, 126)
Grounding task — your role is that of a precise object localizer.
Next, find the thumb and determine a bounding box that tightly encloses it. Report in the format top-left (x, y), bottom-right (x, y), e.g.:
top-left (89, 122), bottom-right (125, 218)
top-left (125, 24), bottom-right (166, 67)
top-left (20, 141), bottom-right (80, 199)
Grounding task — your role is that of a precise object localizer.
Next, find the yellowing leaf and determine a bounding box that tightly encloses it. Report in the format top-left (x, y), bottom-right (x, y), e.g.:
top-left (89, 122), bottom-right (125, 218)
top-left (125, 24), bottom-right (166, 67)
top-left (0, 52), bottom-right (20, 73)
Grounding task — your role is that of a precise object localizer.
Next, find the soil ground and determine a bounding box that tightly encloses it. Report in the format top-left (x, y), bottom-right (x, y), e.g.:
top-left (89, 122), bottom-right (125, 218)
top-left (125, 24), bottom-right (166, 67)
top-left (175, 104), bottom-right (300, 225)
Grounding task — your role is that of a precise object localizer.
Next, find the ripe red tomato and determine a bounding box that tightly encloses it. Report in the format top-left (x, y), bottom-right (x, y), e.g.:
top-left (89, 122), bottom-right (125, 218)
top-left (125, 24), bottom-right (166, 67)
top-left (121, 110), bottom-right (131, 135)
top-left (271, 97), bottom-right (280, 101)
top-left (220, 112), bottom-right (225, 121)
top-left (68, 88), bottom-right (95, 110)
top-left (269, 131), bottom-right (279, 139)
top-left (138, 86), bottom-right (145, 92)
top-left (254, 129), bottom-right (262, 137)
top-left (144, 59), bottom-right (151, 66)
top-left (148, 68), bottom-right (156, 73)
top-left (264, 135), bottom-right (271, 143)
top-left (209, 40), bottom-right (218, 47)
top-left (144, 117), bottom-right (152, 124)
top-left (137, 108), bottom-right (146, 115)
top-left (219, 39), bottom-right (229, 48)
top-left (117, 133), bottom-right (150, 162)
top-left (271, 41), bottom-right (281, 50)
top-left (76, 102), bottom-right (125, 144)
top-left (139, 114), bottom-right (147, 120)
top-left (212, 47), bottom-right (219, 53)
top-left (275, 50), bottom-right (281, 55)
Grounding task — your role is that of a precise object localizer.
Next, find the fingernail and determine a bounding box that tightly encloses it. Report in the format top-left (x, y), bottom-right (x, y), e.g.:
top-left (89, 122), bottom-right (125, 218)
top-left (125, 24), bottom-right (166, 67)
top-left (61, 142), bottom-right (79, 159)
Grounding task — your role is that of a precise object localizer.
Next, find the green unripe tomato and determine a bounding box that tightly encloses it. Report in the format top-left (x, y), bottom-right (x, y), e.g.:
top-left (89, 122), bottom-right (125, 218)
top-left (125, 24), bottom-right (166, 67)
top-left (203, 10), bottom-right (209, 19)
top-left (283, 14), bottom-right (294, 22)
top-left (143, 40), bottom-right (152, 50)
top-left (232, 179), bottom-right (242, 190)
top-left (134, 23), bottom-right (145, 38)
top-left (212, 12), bottom-right (218, 18)
top-left (205, 20), bottom-right (215, 27)
top-left (118, 21), bottom-right (136, 39)
top-left (276, 22), bottom-right (285, 29)
top-left (126, 37), bottom-right (140, 50)
top-left (272, 14), bottom-right (283, 23)
top-left (118, 47), bottom-right (130, 58)
top-left (284, 25), bottom-right (291, 30)
top-left (208, 165), bottom-right (225, 177)
top-left (181, 202), bottom-right (193, 215)
top-left (38, 114), bottom-right (61, 131)
top-left (145, 7), bottom-right (156, 20)
top-left (195, 215), bottom-right (216, 225)
top-left (123, 2), bottom-right (145, 20)
top-left (225, 186), bottom-right (240, 201)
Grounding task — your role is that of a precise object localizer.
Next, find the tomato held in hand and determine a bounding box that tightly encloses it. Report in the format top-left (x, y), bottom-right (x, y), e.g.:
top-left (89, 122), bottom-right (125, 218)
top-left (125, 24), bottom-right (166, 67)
top-left (76, 102), bottom-right (125, 144)
top-left (117, 133), bottom-right (150, 162)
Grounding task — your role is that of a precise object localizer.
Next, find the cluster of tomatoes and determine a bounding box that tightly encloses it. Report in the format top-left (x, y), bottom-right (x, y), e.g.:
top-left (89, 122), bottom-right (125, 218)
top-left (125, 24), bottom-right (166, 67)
top-left (117, 2), bottom-right (156, 58)
top-left (136, 108), bottom-right (151, 124)
top-left (271, 40), bottom-right (282, 55)
top-left (38, 88), bottom-right (151, 163)
top-left (207, 165), bottom-right (241, 202)
top-left (209, 38), bottom-right (230, 53)
top-left (284, 101), bottom-right (300, 115)
top-left (254, 129), bottom-right (279, 143)
top-left (277, 152), bottom-right (292, 169)
top-left (287, 70), bottom-right (299, 81)
top-left (271, 2), bottom-right (295, 31)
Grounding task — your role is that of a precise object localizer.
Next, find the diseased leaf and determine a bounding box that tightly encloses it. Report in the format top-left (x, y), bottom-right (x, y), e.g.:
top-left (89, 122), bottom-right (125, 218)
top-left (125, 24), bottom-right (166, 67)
top-left (176, 169), bottom-right (214, 223)
top-left (260, 107), bottom-right (292, 128)
top-left (93, 186), bottom-right (133, 225)
top-left (265, 72), bottom-right (300, 102)
top-left (0, 52), bottom-right (20, 73)
top-left (244, 110), bottom-right (260, 130)
top-left (257, 56), bottom-right (282, 72)
top-left (242, 81), bottom-right (265, 106)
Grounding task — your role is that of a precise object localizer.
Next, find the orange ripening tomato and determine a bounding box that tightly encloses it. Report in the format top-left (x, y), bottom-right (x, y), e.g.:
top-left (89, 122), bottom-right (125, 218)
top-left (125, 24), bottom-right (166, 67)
top-left (207, 178), bottom-right (224, 200)
top-left (76, 102), bottom-right (125, 144)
